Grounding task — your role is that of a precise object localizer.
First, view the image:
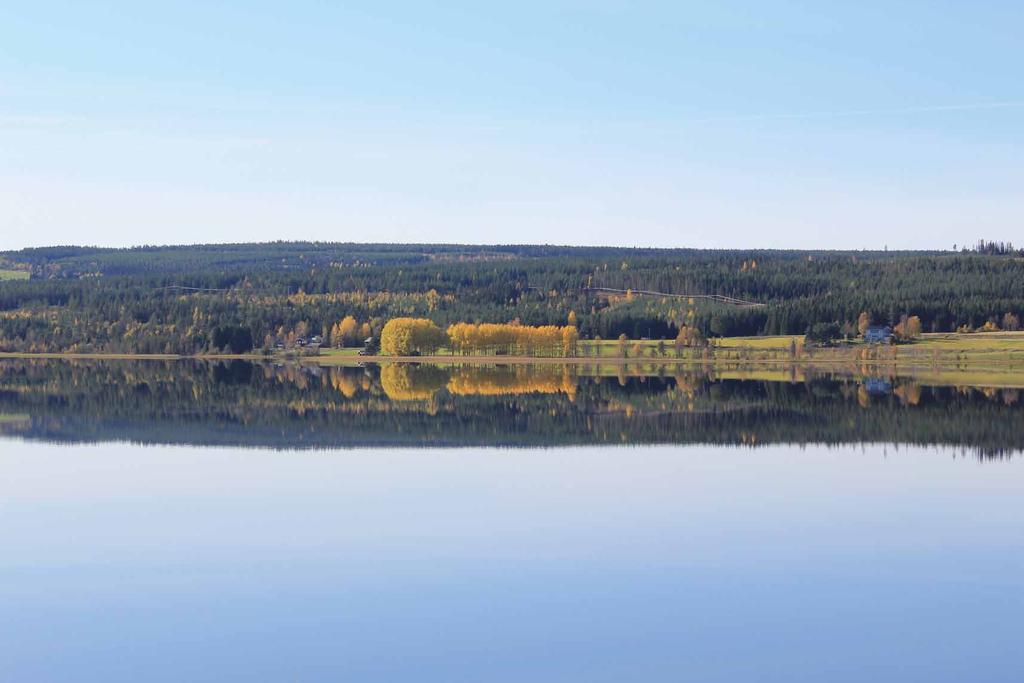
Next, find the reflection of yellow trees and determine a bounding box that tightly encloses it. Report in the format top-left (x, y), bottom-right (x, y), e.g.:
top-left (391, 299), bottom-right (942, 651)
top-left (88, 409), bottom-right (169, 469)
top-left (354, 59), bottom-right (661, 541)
top-left (446, 367), bottom-right (577, 397)
top-left (289, 367), bottom-right (310, 390)
top-left (447, 322), bottom-right (578, 357)
top-left (329, 369), bottom-right (360, 398)
top-left (672, 372), bottom-right (701, 399)
top-left (380, 364), bottom-right (447, 401)
top-left (857, 385), bottom-right (871, 408)
top-left (894, 382), bottom-right (922, 406)
top-left (561, 369), bottom-right (577, 400)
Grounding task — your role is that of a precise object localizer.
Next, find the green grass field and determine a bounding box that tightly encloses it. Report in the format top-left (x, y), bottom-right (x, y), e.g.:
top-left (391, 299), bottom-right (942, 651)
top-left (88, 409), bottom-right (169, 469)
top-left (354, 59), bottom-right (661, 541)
top-left (578, 336), bottom-right (797, 358)
top-left (913, 331), bottom-right (1024, 350)
top-left (0, 269), bottom-right (29, 281)
top-left (312, 347), bottom-right (365, 358)
top-left (710, 335), bottom-right (798, 350)
top-left (574, 332), bottom-right (1024, 367)
top-left (581, 332), bottom-right (1024, 352)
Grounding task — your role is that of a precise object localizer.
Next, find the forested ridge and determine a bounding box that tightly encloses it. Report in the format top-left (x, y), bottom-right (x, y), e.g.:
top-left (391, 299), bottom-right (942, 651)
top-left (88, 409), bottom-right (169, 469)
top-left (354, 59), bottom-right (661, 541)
top-left (1, 242), bottom-right (1022, 353)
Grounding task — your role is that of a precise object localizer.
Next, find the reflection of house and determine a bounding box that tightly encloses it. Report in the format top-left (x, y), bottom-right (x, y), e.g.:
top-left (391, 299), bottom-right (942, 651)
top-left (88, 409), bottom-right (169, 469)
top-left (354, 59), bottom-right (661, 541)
top-left (863, 378), bottom-right (892, 395)
top-left (864, 326), bottom-right (892, 344)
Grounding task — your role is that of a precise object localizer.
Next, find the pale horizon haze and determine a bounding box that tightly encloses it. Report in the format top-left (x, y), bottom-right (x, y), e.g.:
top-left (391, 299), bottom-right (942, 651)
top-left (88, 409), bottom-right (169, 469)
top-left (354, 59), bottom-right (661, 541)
top-left (1, 1), bottom-right (1021, 251)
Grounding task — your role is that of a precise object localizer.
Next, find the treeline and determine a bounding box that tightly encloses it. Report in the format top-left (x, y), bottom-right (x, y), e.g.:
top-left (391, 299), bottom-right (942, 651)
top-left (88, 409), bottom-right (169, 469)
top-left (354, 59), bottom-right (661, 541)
top-left (968, 240), bottom-right (1023, 256)
top-left (1, 242), bottom-right (1023, 353)
top-left (447, 322), bottom-right (579, 356)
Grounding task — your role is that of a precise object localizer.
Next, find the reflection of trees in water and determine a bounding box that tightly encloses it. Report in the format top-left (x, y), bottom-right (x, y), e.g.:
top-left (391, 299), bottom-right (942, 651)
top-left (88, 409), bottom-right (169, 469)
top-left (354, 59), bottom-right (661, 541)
top-left (447, 365), bottom-right (574, 397)
top-left (380, 364), bottom-right (448, 401)
top-left (379, 364), bottom-right (579, 400)
top-left (0, 359), bottom-right (1023, 457)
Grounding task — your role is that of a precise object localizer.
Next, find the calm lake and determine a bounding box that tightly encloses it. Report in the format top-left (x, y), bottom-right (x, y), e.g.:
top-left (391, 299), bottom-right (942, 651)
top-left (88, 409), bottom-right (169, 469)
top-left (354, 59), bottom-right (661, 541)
top-left (2, 360), bottom-right (1022, 682)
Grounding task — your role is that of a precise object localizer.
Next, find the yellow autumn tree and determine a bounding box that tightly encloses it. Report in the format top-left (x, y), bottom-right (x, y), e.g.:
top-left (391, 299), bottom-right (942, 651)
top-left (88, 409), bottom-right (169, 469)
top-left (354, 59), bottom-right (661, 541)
top-left (425, 288), bottom-right (441, 312)
top-left (857, 311), bottom-right (872, 336)
top-left (332, 315), bottom-right (359, 347)
top-left (676, 325), bottom-right (705, 348)
top-left (906, 315), bottom-right (922, 338)
top-left (562, 325), bottom-right (579, 357)
top-left (893, 315), bottom-right (922, 341)
top-left (380, 318), bottom-right (447, 356)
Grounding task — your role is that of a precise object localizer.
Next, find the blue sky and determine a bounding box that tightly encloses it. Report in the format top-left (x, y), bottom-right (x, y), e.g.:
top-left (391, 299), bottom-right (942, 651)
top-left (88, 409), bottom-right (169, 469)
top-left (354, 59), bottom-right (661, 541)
top-left (1, 1), bottom-right (1021, 249)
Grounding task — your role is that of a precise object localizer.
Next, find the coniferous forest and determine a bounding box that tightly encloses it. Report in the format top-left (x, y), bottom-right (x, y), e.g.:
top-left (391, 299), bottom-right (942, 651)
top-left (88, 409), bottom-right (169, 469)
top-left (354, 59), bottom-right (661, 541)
top-left (1, 242), bottom-right (1022, 353)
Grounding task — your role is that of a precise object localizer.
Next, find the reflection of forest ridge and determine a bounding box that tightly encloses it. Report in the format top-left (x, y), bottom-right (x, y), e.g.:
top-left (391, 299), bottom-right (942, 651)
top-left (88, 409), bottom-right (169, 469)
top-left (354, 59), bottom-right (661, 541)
top-left (0, 359), bottom-right (1022, 457)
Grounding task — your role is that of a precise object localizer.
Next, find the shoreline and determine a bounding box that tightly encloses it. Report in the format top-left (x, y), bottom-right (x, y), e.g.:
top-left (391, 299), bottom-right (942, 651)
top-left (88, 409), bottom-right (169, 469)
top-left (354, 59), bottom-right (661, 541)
top-left (2, 349), bottom-right (1024, 369)
top-left (3, 351), bottom-right (1024, 390)
top-left (4, 331), bottom-right (1024, 368)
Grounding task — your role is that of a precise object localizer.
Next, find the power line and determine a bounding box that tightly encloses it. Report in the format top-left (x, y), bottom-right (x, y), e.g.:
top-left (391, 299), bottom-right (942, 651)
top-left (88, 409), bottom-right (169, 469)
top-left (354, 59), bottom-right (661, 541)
top-left (583, 286), bottom-right (765, 308)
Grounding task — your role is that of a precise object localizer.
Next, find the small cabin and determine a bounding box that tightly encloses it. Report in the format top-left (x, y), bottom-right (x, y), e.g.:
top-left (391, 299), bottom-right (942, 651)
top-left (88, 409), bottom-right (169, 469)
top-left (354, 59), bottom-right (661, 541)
top-left (358, 336), bottom-right (378, 356)
top-left (864, 326), bottom-right (892, 344)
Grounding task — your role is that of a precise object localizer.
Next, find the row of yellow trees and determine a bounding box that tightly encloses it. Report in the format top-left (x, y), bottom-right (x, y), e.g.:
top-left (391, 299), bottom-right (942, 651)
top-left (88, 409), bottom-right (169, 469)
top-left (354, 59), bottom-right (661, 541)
top-left (448, 322), bottom-right (579, 357)
top-left (379, 318), bottom-right (580, 357)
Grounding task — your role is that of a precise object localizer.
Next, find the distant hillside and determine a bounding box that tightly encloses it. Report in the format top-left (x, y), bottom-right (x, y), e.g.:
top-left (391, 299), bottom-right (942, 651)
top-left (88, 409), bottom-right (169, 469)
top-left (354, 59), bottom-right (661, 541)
top-left (0, 242), bottom-right (1021, 353)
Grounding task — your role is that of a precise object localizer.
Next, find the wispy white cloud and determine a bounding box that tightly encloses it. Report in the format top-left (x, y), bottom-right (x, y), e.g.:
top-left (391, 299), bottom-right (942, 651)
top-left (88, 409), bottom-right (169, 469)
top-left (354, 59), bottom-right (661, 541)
top-left (685, 101), bottom-right (1024, 124)
top-left (0, 114), bottom-right (72, 128)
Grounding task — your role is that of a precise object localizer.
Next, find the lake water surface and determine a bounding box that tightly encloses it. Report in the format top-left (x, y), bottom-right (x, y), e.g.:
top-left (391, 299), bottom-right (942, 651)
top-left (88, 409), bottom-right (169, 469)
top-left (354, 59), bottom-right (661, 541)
top-left (1, 360), bottom-right (1022, 681)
